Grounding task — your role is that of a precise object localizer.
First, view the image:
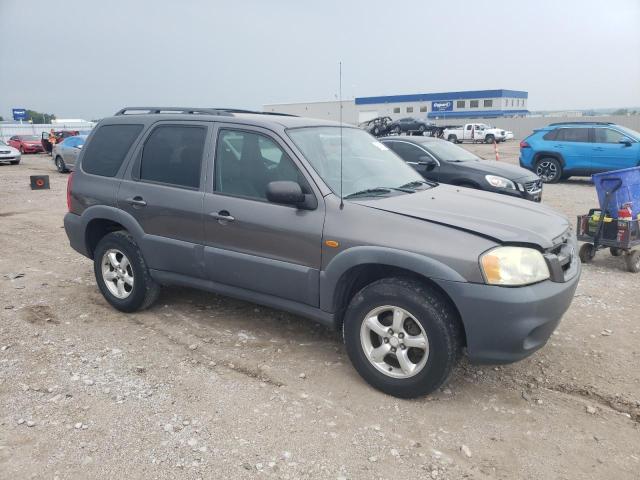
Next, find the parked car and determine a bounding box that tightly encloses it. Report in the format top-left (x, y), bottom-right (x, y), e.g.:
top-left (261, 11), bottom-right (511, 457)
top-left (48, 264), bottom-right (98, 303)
top-left (520, 122), bottom-right (640, 183)
top-left (8, 135), bottom-right (45, 154)
top-left (64, 106), bottom-right (580, 398)
top-left (504, 130), bottom-right (514, 141)
top-left (359, 116), bottom-right (392, 137)
top-left (443, 123), bottom-right (507, 144)
top-left (380, 136), bottom-right (543, 202)
top-left (387, 117), bottom-right (434, 135)
top-left (0, 140), bottom-right (21, 165)
top-left (41, 130), bottom-right (79, 155)
top-left (53, 135), bottom-right (87, 172)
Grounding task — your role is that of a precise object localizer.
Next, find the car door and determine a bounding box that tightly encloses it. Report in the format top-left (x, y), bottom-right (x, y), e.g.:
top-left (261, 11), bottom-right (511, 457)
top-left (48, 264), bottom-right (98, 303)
top-left (202, 124), bottom-right (325, 306)
top-left (591, 127), bottom-right (639, 173)
top-left (385, 140), bottom-right (439, 181)
top-left (464, 124), bottom-right (473, 141)
top-left (552, 127), bottom-right (593, 174)
top-left (117, 121), bottom-right (210, 278)
top-left (62, 137), bottom-right (78, 167)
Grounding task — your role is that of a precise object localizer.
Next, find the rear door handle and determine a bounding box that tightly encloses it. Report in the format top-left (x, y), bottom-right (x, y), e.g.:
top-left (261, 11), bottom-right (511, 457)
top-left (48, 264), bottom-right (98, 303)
top-left (126, 196), bottom-right (147, 207)
top-left (209, 210), bottom-right (235, 223)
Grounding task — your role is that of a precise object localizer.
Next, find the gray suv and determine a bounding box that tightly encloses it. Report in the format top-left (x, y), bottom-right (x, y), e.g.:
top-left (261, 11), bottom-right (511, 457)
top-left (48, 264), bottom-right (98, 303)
top-left (64, 107), bottom-right (581, 398)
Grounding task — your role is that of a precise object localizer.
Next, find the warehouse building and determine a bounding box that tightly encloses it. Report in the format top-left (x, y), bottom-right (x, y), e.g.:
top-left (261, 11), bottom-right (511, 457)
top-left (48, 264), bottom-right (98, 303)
top-left (264, 89), bottom-right (528, 124)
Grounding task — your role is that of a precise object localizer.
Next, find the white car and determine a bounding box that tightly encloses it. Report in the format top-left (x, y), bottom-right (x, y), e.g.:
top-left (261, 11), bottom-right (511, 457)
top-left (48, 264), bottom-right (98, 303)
top-left (0, 140), bottom-right (21, 165)
top-left (504, 130), bottom-right (514, 141)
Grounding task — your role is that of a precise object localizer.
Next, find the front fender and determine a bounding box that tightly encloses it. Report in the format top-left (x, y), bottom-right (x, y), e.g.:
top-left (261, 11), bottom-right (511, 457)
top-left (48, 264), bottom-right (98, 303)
top-left (319, 246), bottom-right (467, 312)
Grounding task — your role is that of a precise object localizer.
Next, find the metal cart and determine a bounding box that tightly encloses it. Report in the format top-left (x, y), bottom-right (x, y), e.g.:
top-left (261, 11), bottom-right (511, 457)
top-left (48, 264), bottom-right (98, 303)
top-left (577, 209), bottom-right (640, 272)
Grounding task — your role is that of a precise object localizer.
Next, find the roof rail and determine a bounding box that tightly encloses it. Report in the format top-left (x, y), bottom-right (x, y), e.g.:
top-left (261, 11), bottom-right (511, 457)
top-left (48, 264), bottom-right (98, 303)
top-left (215, 108), bottom-right (298, 117)
top-left (114, 106), bottom-right (298, 118)
top-left (114, 107), bottom-right (233, 116)
top-left (548, 121), bottom-right (615, 126)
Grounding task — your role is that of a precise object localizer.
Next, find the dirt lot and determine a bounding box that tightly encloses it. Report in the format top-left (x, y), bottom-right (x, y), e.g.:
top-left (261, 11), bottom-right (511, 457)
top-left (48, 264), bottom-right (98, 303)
top-left (1, 145), bottom-right (639, 480)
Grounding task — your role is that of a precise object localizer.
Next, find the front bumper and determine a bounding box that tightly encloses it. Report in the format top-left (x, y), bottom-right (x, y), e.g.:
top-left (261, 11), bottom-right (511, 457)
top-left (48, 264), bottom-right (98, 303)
top-left (435, 262), bottom-right (580, 364)
top-left (23, 145), bottom-right (44, 153)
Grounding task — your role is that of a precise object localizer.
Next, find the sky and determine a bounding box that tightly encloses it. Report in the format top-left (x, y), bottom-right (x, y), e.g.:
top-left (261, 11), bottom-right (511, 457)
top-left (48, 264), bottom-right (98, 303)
top-left (1, 0), bottom-right (639, 120)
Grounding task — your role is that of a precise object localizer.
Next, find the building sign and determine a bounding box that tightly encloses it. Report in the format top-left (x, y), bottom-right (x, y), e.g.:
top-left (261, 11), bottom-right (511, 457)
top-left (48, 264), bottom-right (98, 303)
top-left (431, 101), bottom-right (453, 112)
top-left (12, 108), bottom-right (27, 121)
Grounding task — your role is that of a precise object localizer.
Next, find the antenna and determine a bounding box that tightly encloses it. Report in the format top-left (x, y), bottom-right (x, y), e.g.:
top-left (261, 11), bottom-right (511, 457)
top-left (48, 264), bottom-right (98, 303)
top-left (339, 61), bottom-right (344, 210)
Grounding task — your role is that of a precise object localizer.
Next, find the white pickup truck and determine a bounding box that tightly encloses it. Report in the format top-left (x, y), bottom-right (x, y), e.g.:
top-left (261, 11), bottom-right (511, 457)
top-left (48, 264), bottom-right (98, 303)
top-left (443, 123), bottom-right (507, 144)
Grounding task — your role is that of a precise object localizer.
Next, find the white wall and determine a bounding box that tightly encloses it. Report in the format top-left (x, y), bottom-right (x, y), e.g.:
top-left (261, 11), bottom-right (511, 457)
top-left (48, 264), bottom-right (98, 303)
top-left (263, 100), bottom-right (357, 124)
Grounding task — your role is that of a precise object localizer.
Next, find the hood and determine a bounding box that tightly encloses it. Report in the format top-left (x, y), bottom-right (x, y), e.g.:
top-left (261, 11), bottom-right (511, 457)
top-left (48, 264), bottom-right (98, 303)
top-left (454, 159), bottom-right (538, 180)
top-left (353, 185), bottom-right (569, 249)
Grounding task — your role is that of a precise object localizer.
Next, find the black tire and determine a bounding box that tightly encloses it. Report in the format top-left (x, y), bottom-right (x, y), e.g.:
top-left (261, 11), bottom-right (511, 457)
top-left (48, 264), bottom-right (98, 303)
top-left (485, 134), bottom-right (495, 144)
top-left (55, 155), bottom-right (67, 173)
top-left (93, 231), bottom-right (160, 312)
top-left (373, 126), bottom-right (380, 136)
top-left (447, 134), bottom-right (457, 143)
top-left (610, 247), bottom-right (624, 257)
top-left (343, 277), bottom-right (462, 398)
top-left (624, 250), bottom-right (640, 273)
top-left (392, 126), bottom-right (401, 135)
top-left (535, 157), bottom-right (562, 184)
top-left (418, 125), bottom-right (426, 133)
top-left (579, 243), bottom-right (595, 263)
top-left (10, 160), bottom-right (20, 165)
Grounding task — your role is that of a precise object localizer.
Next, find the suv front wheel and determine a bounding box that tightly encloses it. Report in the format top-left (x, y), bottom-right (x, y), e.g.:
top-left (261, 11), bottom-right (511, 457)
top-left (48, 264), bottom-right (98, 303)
top-left (536, 157), bottom-right (562, 183)
top-left (93, 231), bottom-right (160, 312)
top-left (343, 277), bottom-right (462, 398)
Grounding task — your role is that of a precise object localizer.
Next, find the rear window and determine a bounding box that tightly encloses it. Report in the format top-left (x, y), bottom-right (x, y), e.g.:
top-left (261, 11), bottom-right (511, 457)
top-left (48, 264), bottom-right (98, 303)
top-left (82, 124), bottom-right (143, 177)
top-left (555, 128), bottom-right (589, 142)
top-left (140, 125), bottom-right (206, 189)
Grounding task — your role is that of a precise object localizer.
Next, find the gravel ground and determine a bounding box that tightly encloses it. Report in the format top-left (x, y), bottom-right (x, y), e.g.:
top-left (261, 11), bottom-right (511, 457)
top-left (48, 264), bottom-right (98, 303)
top-left (1, 146), bottom-right (639, 480)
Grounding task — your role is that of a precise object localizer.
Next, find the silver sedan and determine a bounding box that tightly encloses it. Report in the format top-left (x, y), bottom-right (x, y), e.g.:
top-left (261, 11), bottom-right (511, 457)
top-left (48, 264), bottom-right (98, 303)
top-left (0, 140), bottom-right (21, 165)
top-left (53, 135), bottom-right (87, 173)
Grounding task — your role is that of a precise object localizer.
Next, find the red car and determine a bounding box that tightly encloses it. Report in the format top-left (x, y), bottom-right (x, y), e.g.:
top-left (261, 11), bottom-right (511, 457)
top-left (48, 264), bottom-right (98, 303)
top-left (8, 135), bottom-right (45, 154)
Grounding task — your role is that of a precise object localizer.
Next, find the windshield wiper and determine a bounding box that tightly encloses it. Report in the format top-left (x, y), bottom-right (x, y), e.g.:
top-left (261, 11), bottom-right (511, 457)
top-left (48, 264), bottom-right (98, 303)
top-left (399, 180), bottom-right (438, 189)
top-left (344, 187), bottom-right (392, 199)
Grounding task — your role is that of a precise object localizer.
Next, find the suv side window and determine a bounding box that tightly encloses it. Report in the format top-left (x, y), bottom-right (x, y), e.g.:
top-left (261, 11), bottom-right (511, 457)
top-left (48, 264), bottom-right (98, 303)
top-left (543, 130), bottom-right (558, 141)
top-left (139, 125), bottom-right (206, 189)
top-left (82, 124), bottom-right (143, 177)
top-left (555, 128), bottom-right (589, 142)
top-left (215, 129), bottom-right (309, 201)
top-left (594, 128), bottom-right (627, 144)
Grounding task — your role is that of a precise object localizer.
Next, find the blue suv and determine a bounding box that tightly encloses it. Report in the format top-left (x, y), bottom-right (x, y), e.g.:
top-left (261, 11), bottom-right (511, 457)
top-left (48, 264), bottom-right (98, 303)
top-left (519, 122), bottom-right (640, 183)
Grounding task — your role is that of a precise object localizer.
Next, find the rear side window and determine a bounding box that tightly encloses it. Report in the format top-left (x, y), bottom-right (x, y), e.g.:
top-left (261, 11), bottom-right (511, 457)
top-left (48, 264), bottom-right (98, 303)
top-left (543, 130), bottom-right (558, 141)
top-left (82, 124), bottom-right (143, 177)
top-left (140, 125), bottom-right (206, 189)
top-left (555, 128), bottom-right (589, 142)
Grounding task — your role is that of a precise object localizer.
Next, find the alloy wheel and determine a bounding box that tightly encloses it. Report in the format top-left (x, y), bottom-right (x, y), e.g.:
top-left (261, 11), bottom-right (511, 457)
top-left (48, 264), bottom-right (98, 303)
top-left (360, 305), bottom-right (429, 379)
top-left (101, 249), bottom-right (134, 299)
top-left (536, 161), bottom-right (558, 182)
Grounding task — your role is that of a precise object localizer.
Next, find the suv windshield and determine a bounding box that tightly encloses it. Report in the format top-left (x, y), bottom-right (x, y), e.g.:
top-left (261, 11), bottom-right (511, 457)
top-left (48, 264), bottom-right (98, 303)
top-left (422, 141), bottom-right (480, 162)
top-left (288, 127), bottom-right (425, 198)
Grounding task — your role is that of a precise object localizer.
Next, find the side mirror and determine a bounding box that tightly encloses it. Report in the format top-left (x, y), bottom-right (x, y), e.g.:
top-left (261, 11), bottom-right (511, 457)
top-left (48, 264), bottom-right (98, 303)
top-left (267, 181), bottom-right (315, 209)
top-left (418, 156), bottom-right (437, 171)
top-left (619, 138), bottom-right (633, 147)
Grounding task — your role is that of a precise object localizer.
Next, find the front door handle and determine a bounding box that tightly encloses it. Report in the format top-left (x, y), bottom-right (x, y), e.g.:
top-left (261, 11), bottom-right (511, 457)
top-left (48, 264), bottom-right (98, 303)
top-left (209, 210), bottom-right (235, 223)
top-left (126, 196), bottom-right (147, 207)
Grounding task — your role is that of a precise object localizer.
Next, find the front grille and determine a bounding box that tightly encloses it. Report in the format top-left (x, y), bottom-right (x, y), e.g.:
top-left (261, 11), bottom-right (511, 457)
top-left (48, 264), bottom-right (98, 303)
top-left (0, 150), bottom-right (10, 154)
top-left (545, 229), bottom-right (577, 282)
top-left (524, 179), bottom-right (542, 193)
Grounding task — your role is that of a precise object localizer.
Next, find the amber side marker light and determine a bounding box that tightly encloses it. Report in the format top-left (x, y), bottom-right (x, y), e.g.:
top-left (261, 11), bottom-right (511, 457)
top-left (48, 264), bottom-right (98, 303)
top-left (325, 240), bottom-right (340, 248)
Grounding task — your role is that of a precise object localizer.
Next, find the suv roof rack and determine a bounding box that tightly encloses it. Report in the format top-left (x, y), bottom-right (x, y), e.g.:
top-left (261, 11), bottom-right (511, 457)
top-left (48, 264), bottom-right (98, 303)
top-left (114, 107), bottom-right (298, 117)
top-left (114, 107), bottom-right (232, 116)
top-left (548, 121), bottom-right (615, 126)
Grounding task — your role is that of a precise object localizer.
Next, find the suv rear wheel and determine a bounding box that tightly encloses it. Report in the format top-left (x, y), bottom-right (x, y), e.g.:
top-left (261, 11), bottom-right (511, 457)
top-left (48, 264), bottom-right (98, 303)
top-left (93, 231), bottom-right (160, 312)
top-left (536, 157), bottom-right (562, 183)
top-left (343, 277), bottom-right (462, 398)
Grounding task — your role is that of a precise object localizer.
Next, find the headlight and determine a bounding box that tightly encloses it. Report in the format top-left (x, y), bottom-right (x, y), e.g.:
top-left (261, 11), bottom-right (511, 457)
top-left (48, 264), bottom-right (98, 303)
top-left (485, 175), bottom-right (515, 190)
top-left (480, 246), bottom-right (549, 286)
